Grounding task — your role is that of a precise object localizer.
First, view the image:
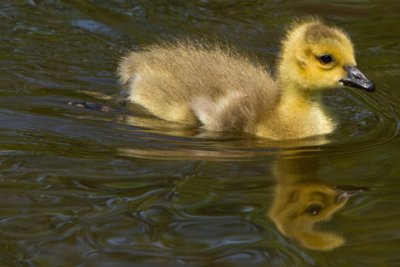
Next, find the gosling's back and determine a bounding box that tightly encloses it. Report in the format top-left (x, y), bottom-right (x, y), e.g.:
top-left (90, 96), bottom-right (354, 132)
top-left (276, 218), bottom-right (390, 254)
top-left (118, 41), bottom-right (280, 132)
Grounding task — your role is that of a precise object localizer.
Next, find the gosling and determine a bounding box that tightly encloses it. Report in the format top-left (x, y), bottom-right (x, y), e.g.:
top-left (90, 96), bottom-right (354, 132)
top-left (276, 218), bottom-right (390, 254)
top-left (118, 19), bottom-right (375, 140)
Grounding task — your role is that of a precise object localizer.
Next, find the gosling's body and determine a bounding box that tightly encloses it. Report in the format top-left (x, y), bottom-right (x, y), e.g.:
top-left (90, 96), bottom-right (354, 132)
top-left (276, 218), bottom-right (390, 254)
top-left (118, 19), bottom-right (374, 140)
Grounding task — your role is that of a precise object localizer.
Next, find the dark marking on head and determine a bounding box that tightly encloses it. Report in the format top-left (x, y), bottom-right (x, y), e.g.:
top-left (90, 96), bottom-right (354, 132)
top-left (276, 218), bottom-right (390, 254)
top-left (304, 23), bottom-right (342, 44)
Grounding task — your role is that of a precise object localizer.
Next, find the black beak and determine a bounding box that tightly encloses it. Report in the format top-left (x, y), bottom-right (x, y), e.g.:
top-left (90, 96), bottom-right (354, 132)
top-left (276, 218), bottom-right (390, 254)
top-left (334, 185), bottom-right (369, 203)
top-left (339, 66), bottom-right (375, 92)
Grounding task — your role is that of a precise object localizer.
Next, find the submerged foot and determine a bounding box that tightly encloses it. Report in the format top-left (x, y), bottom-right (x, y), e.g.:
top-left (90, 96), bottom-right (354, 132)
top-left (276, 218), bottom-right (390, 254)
top-left (68, 101), bottom-right (111, 112)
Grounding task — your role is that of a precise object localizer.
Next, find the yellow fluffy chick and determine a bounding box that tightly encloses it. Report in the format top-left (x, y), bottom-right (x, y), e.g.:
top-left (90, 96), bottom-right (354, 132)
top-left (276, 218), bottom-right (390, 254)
top-left (118, 19), bottom-right (375, 140)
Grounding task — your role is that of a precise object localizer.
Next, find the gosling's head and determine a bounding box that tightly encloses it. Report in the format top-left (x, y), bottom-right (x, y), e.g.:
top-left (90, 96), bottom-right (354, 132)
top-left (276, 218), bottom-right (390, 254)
top-left (278, 19), bottom-right (375, 93)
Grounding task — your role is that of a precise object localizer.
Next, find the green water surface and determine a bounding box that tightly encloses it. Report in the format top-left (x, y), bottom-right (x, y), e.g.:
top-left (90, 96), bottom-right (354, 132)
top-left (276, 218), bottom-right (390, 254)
top-left (0, 1), bottom-right (399, 266)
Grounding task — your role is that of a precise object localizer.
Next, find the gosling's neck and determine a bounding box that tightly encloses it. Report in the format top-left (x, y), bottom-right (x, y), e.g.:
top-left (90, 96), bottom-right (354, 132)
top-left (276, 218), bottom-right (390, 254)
top-left (278, 77), bottom-right (326, 113)
top-left (256, 75), bottom-right (335, 140)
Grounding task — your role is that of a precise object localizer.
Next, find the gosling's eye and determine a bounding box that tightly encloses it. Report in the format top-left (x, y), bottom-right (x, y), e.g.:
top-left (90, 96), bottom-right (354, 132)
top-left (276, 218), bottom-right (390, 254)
top-left (305, 204), bottom-right (323, 216)
top-left (318, 54), bottom-right (334, 64)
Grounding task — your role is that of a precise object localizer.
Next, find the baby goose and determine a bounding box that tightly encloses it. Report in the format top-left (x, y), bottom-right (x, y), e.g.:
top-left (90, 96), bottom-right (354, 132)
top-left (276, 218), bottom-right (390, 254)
top-left (118, 19), bottom-right (375, 140)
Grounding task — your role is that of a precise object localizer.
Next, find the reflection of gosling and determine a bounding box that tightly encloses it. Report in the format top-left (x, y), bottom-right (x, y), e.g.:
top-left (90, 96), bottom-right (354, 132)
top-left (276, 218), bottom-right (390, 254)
top-left (268, 157), bottom-right (367, 251)
top-left (118, 19), bottom-right (375, 140)
top-left (269, 181), bottom-right (350, 251)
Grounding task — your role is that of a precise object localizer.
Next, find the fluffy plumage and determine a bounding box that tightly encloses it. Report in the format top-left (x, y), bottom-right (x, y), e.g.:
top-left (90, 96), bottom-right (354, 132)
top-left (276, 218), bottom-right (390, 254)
top-left (118, 19), bottom-right (374, 140)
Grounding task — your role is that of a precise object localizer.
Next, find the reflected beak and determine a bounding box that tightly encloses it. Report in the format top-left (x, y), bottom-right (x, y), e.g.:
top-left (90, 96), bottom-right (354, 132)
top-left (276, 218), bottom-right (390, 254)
top-left (339, 66), bottom-right (375, 92)
top-left (334, 185), bottom-right (369, 203)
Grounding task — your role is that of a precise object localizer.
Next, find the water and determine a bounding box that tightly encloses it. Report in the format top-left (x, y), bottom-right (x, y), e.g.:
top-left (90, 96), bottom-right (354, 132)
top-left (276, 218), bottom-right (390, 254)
top-left (1, 1), bottom-right (399, 266)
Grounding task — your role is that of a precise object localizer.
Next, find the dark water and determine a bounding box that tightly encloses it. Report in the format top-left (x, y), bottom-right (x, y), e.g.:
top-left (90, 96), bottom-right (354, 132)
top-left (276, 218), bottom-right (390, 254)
top-left (1, 1), bottom-right (400, 266)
